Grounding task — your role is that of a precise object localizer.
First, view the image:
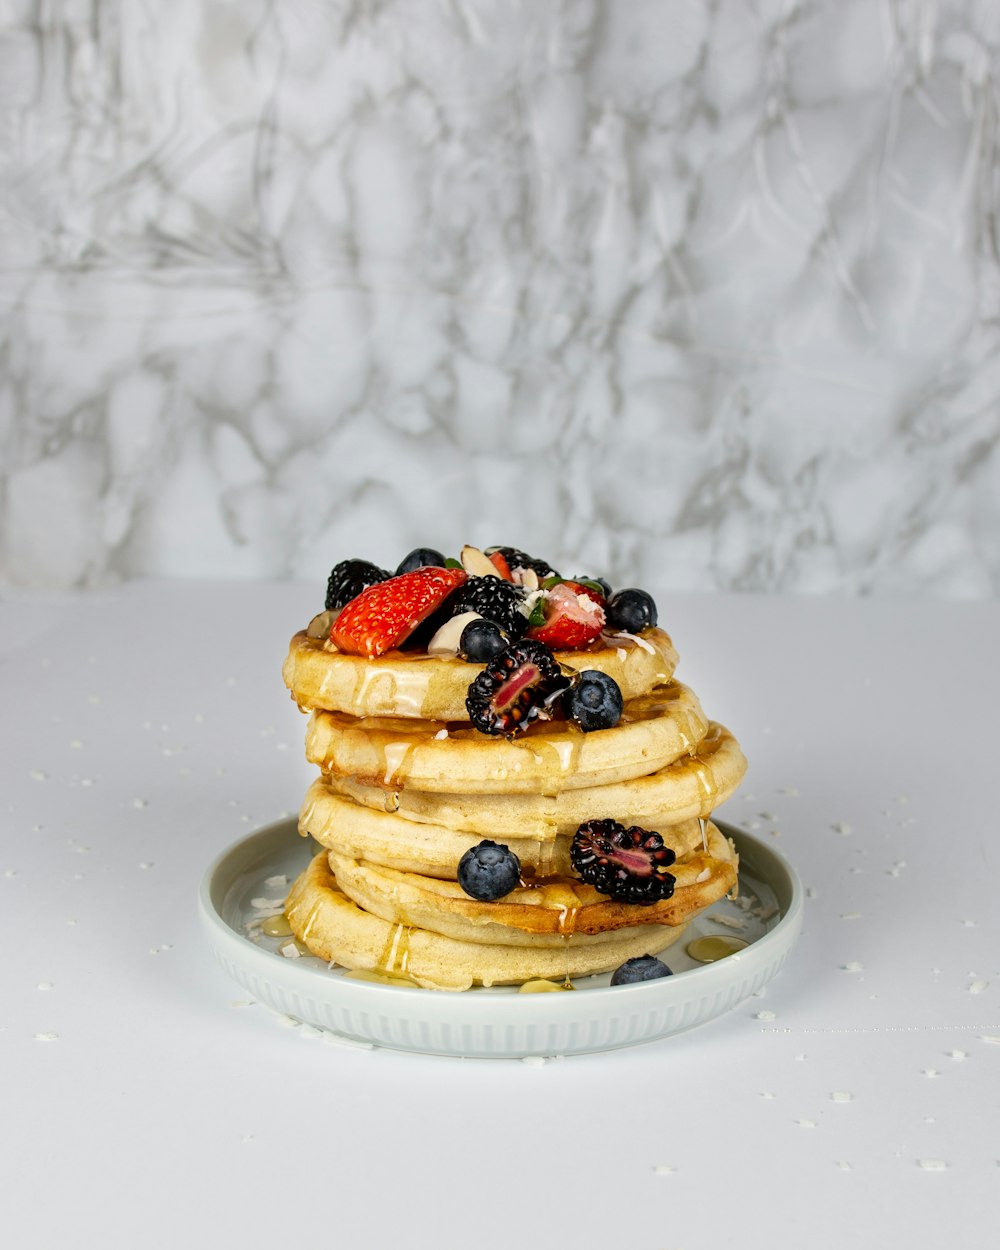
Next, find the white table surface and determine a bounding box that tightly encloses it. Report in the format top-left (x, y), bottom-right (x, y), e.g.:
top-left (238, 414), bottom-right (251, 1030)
top-left (2, 579), bottom-right (997, 1249)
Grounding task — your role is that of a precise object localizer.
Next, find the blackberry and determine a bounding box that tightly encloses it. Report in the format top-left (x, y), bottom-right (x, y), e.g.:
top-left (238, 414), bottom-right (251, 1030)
top-left (606, 588), bottom-right (658, 633)
top-left (465, 639), bottom-right (571, 735)
top-left (460, 618), bottom-right (508, 663)
top-left (448, 576), bottom-right (529, 639)
top-left (457, 840), bottom-right (521, 901)
top-left (395, 547), bottom-right (446, 575)
top-left (487, 546), bottom-right (559, 580)
top-left (570, 819), bottom-right (676, 905)
top-left (325, 559), bottom-right (391, 610)
top-left (564, 671), bottom-right (624, 732)
top-left (610, 955), bottom-right (673, 985)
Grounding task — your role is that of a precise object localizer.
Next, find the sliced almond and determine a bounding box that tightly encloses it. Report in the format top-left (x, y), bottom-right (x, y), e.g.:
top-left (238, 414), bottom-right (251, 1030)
top-left (426, 611), bottom-right (482, 656)
top-left (306, 609), bottom-right (337, 639)
top-left (460, 545), bottom-right (500, 578)
top-left (514, 567), bottom-right (540, 591)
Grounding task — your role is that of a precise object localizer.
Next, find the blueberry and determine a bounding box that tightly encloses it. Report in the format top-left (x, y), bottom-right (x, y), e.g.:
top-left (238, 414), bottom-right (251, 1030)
top-left (564, 670), bottom-right (624, 731)
top-left (396, 547), bottom-right (447, 575)
top-left (457, 840), bottom-right (521, 901)
top-left (606, 588), bottom-right (658, 632)
top-left (610, 955), bottom-right (673, 985)
top-left (459, 619), bottom-right (508, 663)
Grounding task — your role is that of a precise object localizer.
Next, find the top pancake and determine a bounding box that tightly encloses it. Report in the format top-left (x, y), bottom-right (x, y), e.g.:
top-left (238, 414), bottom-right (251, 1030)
top-left (282, 626), bottom-right (679, 721)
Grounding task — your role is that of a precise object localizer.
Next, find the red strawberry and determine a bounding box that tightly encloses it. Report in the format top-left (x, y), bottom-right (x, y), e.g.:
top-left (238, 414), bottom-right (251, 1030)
top-left (331, 567), bottom-right (468, 657)
top-left (488, 551), bottom-right (514, 580)
top-left (559, 579), bottom-right (607, 605)
top-left (527, 583), bottom-right (606, 649)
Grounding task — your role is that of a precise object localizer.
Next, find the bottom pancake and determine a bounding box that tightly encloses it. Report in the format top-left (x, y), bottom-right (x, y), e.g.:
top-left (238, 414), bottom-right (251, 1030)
top-left (285, 852), bottom-right (690, 991)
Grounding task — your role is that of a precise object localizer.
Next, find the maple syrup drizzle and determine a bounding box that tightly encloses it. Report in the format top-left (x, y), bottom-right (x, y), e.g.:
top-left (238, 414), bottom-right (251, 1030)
top-left (377, 922), bottom-right (413, 977)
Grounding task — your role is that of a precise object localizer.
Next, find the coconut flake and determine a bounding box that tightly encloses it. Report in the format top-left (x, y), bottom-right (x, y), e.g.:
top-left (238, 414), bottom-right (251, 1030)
top-left (609, 630), bottom-right (656, 654)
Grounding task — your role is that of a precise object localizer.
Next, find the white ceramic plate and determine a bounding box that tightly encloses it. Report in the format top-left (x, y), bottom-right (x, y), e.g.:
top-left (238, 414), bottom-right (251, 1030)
top-left (198, 819), bottom-right (802, 1058)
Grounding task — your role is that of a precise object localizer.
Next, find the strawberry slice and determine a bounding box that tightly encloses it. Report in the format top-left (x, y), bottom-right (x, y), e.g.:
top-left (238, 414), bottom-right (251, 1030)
top-left (488, 551), bottom-right (514, 580)
top-left (527, 582), bottom-right (606, 649)
top-left (331, 567), bottom-right (468, 656)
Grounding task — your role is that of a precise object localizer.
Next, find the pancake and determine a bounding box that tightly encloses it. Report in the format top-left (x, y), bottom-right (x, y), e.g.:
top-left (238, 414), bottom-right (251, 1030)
top-left (284, 851), bottom-right (690, 991)
top-left (299, 776), bottom-right (708, 878)
top-left (304, 681), bottom-right (709, 793)
top-left (278, 545), bottom-right (747, 991)
top-left (321, 721), bottom-right (747, 837)
top-left (326, 821), bottom-right (737, 943)
top-left (283, 626), bottom-right (680, 720)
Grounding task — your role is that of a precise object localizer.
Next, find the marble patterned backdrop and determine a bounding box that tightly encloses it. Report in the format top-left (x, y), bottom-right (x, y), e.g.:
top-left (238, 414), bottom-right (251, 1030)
top-left (1, 0), bottom-right (998, 597)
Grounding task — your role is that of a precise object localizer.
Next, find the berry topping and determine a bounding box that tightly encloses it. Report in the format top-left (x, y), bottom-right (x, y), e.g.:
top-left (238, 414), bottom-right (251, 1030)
top-left (330, 567), bottom-right (468, 657)
top-left (487, 546), bottom-right (559, 580)
top-left (564, 670), bottom-right (624, 731)
top-left (395, 547), bottom-right (446, 575)
top-left (610, 955), bottom-right (673, 985)
top-left (465, 639), bottom-right (571, 735)
top-left (527, 582), bottom-right (606, 649)
top-left (457, 840), bottom-right (521, 901)
top-left (487, 550), bottom-right (514, 580)
top-left (606, 587), bottom-right (658, 633)
top-left (570, 819), bottom-right (676, 904)
top-left (460, 618), bottom-right (509, 663)
top-left (448, 576), bottom-right (529, 640)
top-left (325, 559), bottom-right (391, 611)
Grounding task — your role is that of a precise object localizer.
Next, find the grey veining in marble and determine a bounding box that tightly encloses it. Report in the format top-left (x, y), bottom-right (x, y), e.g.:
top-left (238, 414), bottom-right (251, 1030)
top-left (1, 0), bottom-right (998, 596)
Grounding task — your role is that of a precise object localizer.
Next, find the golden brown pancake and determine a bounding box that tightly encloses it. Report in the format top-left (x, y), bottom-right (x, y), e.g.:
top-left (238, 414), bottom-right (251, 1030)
top-left (304, 681), bottom-right (710, 793)
top-left (320, 721), bottom-right (746, 837)
top-left (282, 626), bottom-right (679, 720)
top-left (326, 821), bottom-right (737, 943)
top-left (284, 851), bottom-right (691, 991)
top-left (298, 775), bottom-right (709, 878)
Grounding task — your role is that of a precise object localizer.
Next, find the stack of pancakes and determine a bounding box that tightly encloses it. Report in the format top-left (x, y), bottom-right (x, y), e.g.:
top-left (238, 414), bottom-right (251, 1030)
top-left (280, 620), bottom-right (746, 991)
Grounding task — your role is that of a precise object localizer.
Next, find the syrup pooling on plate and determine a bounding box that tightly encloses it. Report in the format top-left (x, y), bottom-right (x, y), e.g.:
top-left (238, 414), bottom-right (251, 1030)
top-left (685, 935), bottom-right (750, 963)
top-left (281, 541), bottom-right (747, 988)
